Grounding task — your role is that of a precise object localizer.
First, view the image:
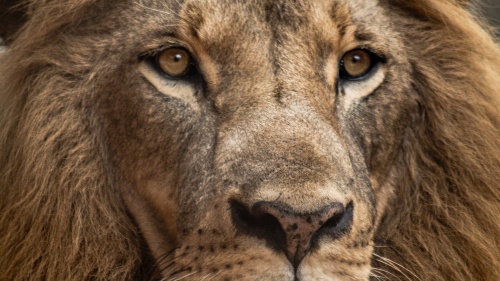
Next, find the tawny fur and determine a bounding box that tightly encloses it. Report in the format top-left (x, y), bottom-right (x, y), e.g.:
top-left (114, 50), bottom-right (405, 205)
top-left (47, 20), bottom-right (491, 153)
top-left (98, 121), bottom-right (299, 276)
top-left (373, 1), bottom-right (500, 280)
top-left (0, 0), bottom-right (499, 280)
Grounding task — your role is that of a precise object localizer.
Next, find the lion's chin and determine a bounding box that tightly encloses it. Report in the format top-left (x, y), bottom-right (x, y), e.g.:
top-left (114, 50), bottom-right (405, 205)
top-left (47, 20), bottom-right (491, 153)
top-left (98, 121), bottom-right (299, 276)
top-left (161, 251), bottom-right (371, 281)
top-left (296, 256), bottom-right (371, 281)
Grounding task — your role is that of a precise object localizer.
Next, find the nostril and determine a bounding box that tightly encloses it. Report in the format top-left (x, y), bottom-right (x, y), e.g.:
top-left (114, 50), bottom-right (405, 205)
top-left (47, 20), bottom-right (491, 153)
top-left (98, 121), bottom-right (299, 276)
top-left (230, 200), bottom-right (287, 251)
top-left (231, 200), bottom-right (280, 230)
top-left (318, 202), bottom-right (354, 239)
top-left (231, 200), bottom-right (255, 227)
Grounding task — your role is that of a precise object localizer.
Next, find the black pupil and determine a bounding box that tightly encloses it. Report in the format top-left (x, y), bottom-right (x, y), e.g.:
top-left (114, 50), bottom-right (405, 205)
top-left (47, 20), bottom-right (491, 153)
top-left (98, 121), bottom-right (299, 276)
top-left (351, 54), bottom-right (362, 63)
top-left (173, 53), bottom-right (182, 62)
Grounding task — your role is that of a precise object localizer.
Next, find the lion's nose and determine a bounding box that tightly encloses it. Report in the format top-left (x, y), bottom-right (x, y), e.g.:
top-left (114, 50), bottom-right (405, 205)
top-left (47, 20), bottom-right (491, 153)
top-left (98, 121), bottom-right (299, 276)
top-left (231, 200), bottom-right (353, 267)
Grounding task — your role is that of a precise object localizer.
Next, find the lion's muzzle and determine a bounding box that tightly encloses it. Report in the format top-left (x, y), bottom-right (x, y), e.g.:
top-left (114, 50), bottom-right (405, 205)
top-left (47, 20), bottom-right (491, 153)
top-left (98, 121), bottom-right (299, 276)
top-left (231, 199), bottom-right (354, 268)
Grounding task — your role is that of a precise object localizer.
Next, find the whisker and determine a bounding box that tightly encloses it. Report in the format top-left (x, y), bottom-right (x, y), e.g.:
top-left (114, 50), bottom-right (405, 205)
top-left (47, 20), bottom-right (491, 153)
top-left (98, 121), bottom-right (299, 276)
top-left (135, 0), bottom-right (175, 15)
top-left (141, 246), bottom-right (181, 279)
top-left (199, 273), bottom-right (215, 281)
top-left (373, 253), bottom-right (422, 281)
top-left (369, 272), bottom-right (384, 281)
top-left (134, 0), bottom-right (194, 26)
top-left (207, 271), bottom-right (222, 281)
top-left (156, 246), bottom-right (181, 265)
top-left (163, 265), bottom-right (196, 281)
top-left (159, 252), bottom-right (192, 277)
top-left (371, 267), bottom-right (395, 279)
top-left (374, 258), bottom-right (410, 281)
top-left (167, 270), bottom-right (200, 281)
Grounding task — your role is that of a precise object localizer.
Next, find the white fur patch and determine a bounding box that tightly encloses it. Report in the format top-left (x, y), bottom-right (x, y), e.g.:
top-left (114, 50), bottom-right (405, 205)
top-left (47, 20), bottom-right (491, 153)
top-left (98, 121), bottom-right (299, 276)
top-left (138, 62), bottom-right (200, 111)
top-left (341, 68), bottom-right (385, 110)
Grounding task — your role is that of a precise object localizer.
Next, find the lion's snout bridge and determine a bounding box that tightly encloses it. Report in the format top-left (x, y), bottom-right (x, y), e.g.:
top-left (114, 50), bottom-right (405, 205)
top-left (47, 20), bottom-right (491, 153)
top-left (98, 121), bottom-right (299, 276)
top-left (231, 199), bottom-right (354, 267)
top-left (218, 96), bottom-right (363, 270)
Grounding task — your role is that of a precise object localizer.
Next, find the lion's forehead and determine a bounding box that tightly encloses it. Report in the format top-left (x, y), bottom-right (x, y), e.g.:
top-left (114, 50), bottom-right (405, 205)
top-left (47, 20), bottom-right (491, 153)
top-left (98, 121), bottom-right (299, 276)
top-left (176, 0), bottom-right (389, 57)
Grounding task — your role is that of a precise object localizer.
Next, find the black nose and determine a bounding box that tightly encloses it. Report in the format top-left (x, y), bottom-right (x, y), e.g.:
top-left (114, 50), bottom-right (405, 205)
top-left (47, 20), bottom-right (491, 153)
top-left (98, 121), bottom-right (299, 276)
top-left (231, 200), bottom-right (353, 267)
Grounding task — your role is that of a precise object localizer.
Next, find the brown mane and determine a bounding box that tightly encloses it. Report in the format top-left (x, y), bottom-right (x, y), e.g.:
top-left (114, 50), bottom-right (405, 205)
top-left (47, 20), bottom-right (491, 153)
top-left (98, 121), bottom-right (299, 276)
top-left (0, 1), bottom-right (150, 279)
top-left (0, 0), bottom-right (499, 280)
top-left (374, 1), bottom-right (500, 280)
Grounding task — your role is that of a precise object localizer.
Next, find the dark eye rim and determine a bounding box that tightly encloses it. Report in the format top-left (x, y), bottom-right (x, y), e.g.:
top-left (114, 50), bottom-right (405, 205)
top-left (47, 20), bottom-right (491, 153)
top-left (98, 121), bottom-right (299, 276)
top-left (338, 48), bottom-right (385, 81)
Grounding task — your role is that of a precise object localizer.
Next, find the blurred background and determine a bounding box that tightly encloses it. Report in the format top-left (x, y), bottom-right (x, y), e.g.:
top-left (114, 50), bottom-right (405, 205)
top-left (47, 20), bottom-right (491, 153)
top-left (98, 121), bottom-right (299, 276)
top-left (475, 0), bottom-right (500, 36)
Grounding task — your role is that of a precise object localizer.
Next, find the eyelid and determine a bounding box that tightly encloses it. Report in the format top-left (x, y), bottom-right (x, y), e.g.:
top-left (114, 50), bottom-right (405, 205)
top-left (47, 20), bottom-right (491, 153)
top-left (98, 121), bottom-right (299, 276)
top-left (340, 47), bottom-right (386, 62)
top-left (341, 43), bottom-right (388, 59)
top-left (139, 36), bottom-right (194, 58)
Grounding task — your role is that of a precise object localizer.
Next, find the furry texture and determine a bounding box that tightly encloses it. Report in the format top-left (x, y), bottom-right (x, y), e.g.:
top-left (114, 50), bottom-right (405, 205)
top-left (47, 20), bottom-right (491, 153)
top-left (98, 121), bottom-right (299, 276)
top-left (0, 1), bottom-right (148, 279)
top-left (0, 0), bottom-right (499, 280)
top-left (374, 1), bottom-right (500, 279)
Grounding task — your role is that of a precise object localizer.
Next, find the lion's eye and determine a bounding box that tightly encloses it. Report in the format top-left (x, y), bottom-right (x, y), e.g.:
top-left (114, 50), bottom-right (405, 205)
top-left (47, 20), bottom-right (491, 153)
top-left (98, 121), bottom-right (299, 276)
top-left (156, 48), bottom-right (192, 78)
top-left (339, 49), bottom-right (379, 80)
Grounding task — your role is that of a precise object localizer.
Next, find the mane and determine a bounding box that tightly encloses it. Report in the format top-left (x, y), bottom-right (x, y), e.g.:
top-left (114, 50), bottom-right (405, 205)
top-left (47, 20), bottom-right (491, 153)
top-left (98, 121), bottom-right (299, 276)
top-left (374, 0), bottom-right (500, 280)
top-left (0, 1), bottom-right (152, 279)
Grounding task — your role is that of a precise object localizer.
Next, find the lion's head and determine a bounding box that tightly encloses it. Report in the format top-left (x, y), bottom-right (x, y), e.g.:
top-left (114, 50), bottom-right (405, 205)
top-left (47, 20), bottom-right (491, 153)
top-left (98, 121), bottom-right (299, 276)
top-left (1, 0), bottom-right (499, 280)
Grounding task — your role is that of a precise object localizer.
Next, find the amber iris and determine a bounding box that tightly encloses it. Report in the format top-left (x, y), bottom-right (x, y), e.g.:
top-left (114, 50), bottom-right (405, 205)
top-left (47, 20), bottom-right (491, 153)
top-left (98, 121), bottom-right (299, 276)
top-left (341, 49), bottom-right (372, 78)
top-left (157, 48), bottom-right (191, 77)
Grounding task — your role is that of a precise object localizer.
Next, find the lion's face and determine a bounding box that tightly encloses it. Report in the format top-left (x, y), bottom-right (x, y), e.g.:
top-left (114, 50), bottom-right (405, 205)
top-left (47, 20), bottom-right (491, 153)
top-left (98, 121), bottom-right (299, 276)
top-left (3, 0), bottom-right (499, 280)
top-left (92, 0), bottom-right (416, 279)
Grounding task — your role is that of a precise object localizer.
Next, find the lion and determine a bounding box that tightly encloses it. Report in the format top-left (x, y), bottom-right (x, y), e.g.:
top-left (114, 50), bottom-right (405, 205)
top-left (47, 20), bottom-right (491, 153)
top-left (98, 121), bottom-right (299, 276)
top-left (0, 0), bottom-right (499, 280)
